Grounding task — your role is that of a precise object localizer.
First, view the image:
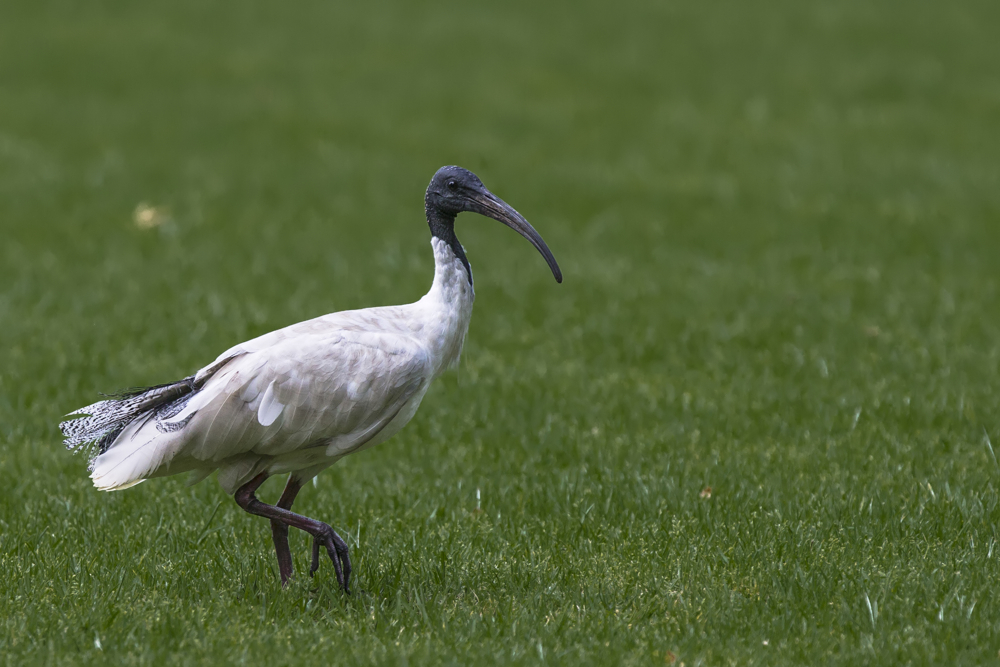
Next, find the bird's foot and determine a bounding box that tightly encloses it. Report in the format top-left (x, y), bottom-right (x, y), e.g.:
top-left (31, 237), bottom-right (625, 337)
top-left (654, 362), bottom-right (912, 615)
top-left (309, 523), bottom-right (351, 594)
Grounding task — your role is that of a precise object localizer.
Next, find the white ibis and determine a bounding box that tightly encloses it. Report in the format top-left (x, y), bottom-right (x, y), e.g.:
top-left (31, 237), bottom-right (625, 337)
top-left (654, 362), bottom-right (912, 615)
top-left (60, 166), bottom-right (562, 592)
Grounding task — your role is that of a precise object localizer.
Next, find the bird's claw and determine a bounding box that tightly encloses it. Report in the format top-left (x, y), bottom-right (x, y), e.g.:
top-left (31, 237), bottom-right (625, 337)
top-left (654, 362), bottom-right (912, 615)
top-left (309, 524), bottom-right (351, 594)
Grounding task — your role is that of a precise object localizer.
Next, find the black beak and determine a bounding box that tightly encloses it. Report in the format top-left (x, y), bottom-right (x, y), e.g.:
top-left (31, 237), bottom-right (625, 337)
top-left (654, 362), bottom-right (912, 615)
top-left (467, 191), bottom-right (563, 283)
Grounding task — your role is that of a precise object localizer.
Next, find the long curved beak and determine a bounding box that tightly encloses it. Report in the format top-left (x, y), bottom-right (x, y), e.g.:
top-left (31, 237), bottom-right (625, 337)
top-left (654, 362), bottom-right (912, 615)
top-left (468, 191), bottom-right (563, 283)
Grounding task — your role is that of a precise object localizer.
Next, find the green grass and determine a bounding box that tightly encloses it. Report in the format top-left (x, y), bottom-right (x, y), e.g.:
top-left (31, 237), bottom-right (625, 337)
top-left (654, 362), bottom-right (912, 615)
top-left (2, 0), bottom-right (1000, 663)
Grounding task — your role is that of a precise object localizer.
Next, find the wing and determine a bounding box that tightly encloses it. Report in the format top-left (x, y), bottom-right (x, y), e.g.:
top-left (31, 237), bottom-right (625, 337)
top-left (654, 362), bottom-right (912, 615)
top-left (167, 329), bottom-right (432, 464)
top-left (196, 305), bottom-right (412, 380)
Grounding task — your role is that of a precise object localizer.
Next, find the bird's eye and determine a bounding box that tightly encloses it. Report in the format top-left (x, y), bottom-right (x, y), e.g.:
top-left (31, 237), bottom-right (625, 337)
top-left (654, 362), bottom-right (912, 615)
top-left (447, 180), bottom-right (458, 190)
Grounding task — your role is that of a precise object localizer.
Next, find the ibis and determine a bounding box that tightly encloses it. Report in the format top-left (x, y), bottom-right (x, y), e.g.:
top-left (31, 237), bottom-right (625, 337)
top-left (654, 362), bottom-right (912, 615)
top-left (60, 166), bottom-right (562, 592)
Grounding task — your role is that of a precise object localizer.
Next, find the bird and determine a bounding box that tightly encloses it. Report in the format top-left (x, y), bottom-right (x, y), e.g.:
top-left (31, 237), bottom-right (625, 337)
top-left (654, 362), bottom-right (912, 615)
top-left (59, 166), bottom-right (562, 593)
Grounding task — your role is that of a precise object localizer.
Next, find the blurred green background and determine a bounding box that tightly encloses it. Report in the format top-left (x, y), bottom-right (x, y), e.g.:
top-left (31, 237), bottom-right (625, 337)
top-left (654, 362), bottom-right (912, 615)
top-left (2, 0), bottom-right (1000, 664)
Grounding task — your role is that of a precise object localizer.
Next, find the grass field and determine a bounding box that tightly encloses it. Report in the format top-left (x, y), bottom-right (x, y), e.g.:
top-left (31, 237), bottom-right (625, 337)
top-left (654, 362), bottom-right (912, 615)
top-left (2, 0), bottom-right (1000, 664)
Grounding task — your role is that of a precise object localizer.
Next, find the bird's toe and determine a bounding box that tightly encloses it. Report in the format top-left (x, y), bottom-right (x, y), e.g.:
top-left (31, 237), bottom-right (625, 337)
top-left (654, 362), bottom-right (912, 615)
top-left (308, 525), bottom-right (351, 593)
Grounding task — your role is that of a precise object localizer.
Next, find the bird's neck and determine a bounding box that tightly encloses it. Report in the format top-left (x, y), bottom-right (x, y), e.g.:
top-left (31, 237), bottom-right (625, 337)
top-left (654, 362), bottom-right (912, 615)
top-left (416, 236), bottom-right (475, 377)
top-left (425, 207), bottom-right (472, 287)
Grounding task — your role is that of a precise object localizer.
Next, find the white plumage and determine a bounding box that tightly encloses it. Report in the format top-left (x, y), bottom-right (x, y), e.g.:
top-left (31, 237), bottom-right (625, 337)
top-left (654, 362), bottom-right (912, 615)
top-left (85, 236), bottom-right (471, 493)
top-left (60, 166), bottom-right (561, 591)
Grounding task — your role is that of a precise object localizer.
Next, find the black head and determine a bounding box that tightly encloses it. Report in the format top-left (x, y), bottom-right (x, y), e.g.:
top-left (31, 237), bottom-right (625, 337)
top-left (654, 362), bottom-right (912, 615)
top-left (425, 166), bottom-right (562, 283)
top-left (425, 166), bottom-right (489, 216)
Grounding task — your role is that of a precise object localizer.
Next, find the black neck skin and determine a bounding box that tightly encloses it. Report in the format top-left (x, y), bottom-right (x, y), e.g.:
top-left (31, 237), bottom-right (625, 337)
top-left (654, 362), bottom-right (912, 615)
top-left (425, 203), bottom-right (473, 286)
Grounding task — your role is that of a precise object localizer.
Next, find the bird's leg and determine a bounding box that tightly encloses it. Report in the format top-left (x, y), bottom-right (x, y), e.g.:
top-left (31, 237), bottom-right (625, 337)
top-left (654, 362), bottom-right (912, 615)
top-left (234, 472), bottom-right (352, 593)
top-left (270, 475), bottom-right (303, 586)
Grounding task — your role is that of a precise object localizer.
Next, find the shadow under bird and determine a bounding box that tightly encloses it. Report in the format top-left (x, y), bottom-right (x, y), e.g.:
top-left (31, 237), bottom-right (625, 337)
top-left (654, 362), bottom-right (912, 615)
top-left (60, 166), bottom-right (562, 592)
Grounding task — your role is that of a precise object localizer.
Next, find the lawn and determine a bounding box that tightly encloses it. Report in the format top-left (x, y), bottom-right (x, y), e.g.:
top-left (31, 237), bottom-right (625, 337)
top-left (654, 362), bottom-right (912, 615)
top-left (2, 0), bottom-right (1000, 664)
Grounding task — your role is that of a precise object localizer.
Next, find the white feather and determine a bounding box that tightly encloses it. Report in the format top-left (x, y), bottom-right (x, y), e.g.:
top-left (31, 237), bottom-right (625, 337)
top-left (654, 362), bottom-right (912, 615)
top-left (257, 380), bottom-right (284, 426)
top-left (82, 237), bottom-right (475, 493)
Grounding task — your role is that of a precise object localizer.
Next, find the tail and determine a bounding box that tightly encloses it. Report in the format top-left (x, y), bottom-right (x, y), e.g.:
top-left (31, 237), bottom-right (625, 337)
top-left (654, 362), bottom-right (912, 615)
top-left (59, 378), bottom-right (196, 474)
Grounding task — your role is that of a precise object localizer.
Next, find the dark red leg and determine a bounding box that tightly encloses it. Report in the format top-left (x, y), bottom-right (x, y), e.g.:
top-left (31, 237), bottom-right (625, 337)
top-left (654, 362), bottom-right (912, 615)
top-left (270, 475), bottom-right (303, 586)
top-left (235, 472), bottom-right (351, 593)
